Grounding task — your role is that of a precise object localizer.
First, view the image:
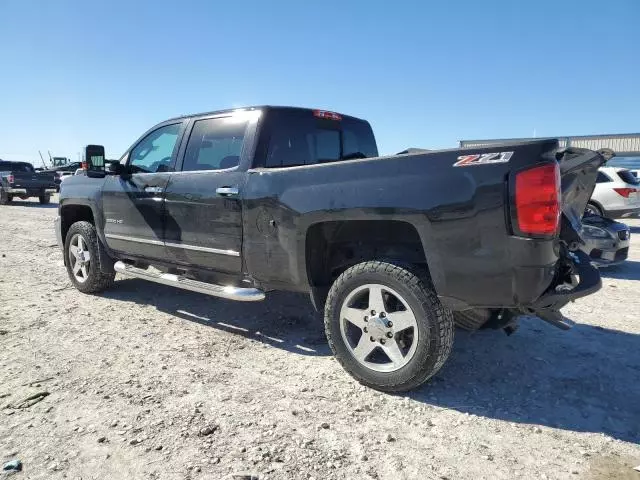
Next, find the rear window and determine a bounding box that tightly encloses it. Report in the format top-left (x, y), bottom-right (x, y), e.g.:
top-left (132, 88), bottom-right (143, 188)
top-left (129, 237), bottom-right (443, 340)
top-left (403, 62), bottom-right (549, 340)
top-left (617, 169), bottom-right (640, 185)
top-left (0, 161), bottom-right (33, 172)
top-left (263, 110), bottom-right (378, 168)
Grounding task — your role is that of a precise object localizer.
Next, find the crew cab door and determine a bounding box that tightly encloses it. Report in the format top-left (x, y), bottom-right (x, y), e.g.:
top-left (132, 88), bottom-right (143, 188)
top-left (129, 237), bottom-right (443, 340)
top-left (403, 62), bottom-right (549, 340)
top-left (102, 121), bottom-right (185, 259)
top-left (163, 114), bottom-right (252, 273)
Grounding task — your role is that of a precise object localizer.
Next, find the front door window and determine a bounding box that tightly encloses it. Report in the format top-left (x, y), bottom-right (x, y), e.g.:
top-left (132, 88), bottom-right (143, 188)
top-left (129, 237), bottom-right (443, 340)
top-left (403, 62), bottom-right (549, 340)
top-left (129, 123), bottom-right (181, 173)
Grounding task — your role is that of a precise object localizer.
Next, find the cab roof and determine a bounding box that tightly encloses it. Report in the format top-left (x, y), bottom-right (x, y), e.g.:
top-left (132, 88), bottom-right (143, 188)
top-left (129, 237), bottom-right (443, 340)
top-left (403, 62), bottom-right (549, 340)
top-left (165, 106), bottom-right (367, 123)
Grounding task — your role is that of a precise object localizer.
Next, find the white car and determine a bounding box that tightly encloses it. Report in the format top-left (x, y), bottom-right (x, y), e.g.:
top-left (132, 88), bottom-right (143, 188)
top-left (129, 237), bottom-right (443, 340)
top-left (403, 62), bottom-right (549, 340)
top-left (587, 166), bottom-right (640, 218)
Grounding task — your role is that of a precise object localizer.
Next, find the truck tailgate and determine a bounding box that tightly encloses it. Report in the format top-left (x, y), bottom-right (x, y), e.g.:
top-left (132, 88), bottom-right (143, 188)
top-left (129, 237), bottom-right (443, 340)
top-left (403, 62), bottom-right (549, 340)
top-left (10, 172), bottom-right (57, 189)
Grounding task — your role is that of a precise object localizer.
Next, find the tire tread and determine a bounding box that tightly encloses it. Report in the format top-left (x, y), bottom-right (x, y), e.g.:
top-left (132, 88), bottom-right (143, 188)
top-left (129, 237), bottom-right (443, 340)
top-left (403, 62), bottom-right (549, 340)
top-left (65, 221), bottom-right (115, 293)
top-left (324, 260), bottom-right (454, 392)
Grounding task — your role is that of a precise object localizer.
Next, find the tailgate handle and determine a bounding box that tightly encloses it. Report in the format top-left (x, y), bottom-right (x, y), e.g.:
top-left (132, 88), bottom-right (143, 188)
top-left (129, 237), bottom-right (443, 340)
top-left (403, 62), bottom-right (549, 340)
top-left (216, 186), bottom-right (239, 197)
top-left (144, 186), bottom-right (163, 194)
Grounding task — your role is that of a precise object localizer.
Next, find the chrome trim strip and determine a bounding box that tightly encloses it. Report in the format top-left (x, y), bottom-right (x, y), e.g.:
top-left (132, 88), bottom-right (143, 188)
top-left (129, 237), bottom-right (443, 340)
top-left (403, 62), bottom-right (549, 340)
top-left (105, 233), bottom-right (164, 246)
top-left (113, 261), bottom-right (264, 301)
top-left (105, 233), bottom-right (240, 257)
top-left (165, 241), bottom-right (240, 257)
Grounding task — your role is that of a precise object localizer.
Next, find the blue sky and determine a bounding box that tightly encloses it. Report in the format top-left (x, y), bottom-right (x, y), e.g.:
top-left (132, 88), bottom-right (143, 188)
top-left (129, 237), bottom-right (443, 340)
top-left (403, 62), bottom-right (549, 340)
top-left (0, 0), bottom-right (638, 163)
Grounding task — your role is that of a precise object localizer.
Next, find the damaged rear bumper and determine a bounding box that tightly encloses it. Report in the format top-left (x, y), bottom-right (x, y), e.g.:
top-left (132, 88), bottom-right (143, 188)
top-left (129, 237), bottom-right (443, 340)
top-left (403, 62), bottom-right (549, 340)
top-left (527, 250), bottom-right (601, 329)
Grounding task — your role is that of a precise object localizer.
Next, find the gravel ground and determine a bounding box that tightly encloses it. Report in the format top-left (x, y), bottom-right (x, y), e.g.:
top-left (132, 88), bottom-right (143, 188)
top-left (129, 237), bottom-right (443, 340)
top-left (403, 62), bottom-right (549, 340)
top-left (1, 197), bottom-right (639, 480)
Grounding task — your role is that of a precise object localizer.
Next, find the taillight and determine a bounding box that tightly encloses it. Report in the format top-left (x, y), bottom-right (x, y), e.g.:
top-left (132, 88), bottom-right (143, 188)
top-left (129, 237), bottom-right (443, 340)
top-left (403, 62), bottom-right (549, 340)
top-left (514, 163), bottom-right (561, 236)
top-left (7, 174), bottom-right (14, 184)
top-left (613, 187), bottom-right (637, 198)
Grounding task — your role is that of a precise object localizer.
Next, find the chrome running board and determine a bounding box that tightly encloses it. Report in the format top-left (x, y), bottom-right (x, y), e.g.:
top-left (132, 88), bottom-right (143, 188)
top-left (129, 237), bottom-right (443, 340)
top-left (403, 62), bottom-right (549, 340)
top-left (113, 261), bottom-right (265, 302)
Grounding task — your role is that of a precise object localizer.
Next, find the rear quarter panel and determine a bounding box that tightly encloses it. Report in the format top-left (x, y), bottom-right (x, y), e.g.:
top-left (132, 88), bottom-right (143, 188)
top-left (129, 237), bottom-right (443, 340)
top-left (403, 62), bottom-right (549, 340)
top-left (242, 140), bottom-right (560, 308)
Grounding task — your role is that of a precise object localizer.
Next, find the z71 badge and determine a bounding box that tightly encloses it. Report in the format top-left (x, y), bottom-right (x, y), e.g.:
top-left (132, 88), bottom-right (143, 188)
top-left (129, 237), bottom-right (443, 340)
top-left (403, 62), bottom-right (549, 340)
top-left (454, 151), bottom-right (513, 167)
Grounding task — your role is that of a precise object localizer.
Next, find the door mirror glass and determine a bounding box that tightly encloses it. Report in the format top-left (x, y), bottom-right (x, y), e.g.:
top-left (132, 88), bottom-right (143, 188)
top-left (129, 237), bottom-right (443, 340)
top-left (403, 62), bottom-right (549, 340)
top-left (85, 145), bottom-right (106, 178)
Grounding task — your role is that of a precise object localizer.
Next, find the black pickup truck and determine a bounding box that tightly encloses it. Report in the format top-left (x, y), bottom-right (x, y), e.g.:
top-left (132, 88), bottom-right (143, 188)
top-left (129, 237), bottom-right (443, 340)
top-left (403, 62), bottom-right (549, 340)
top-left (0, 160), bottom-right (57, 205)
top-left (55, 106), bottom-right (606, 392)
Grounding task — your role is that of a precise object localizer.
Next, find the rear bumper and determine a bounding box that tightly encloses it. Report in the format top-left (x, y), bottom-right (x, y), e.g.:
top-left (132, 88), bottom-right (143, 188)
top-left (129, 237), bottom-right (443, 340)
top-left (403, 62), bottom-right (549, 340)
top-left (528, 250), bottom-right (601, 329)
top-left (6, 187), bottom-right (56, 196)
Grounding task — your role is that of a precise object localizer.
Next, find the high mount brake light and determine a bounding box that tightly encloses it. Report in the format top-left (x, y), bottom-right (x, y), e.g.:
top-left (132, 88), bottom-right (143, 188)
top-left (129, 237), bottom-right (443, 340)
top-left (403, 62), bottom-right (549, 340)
top-left (514, 163), bottom-right (561, 236)
top-left (313, 110), bottom-right (342, 121)
top-left (613, 187), bottom-right (637, 198)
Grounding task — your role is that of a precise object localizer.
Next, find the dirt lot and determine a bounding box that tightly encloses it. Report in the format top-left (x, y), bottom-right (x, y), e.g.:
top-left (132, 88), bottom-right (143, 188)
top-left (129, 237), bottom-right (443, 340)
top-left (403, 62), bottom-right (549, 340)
top-left (1, 197), bottom-right (639, 480)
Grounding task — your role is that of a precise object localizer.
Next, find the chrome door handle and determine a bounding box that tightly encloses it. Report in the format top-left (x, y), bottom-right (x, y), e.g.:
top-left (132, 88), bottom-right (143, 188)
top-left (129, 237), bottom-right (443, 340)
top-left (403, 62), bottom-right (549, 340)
top-left (216, 187), bottom-right (239, 196)
top-left (144, 186), bottom-right (163, 194)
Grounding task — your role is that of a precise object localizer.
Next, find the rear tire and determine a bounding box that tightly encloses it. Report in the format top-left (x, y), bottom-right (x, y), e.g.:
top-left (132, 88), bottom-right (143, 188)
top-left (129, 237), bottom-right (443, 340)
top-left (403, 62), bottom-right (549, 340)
top-left (584, 202), bottom-right (603, 217)
top-left (453, 309), bottom-right (491, 330)
top-left (39, 194), bottom-right (50, 205)
top-left (324, 260), bottom-right (454, 392)
top-left (64, 221), bottom-right (115, 293)
top-left (0, 188), bottom-right (11, 205)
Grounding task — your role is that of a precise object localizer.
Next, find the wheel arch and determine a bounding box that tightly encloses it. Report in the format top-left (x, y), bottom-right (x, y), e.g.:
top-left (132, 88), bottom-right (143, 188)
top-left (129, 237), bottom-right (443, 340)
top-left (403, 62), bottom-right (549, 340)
top-left (586, 198), bottom-right (605, 215)
top-left (304, 220), bottom-right (430, 311)
top-left (60, 203), bottom-right (113, 273)
top-left (60, 204), bottom-right (96, 245)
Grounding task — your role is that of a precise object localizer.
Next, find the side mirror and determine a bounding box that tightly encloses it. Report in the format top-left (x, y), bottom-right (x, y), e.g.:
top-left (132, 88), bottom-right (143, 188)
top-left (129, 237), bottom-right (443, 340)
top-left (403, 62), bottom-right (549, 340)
top-left (85, 145), bottom-right (106, 178)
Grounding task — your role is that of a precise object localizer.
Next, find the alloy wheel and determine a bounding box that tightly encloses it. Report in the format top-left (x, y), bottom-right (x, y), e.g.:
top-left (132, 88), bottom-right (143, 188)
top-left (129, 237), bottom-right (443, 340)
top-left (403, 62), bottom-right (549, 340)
top-left (339, 283), bottom-right (419, 373)
top-left (68, 234), bottom-right (91, 283)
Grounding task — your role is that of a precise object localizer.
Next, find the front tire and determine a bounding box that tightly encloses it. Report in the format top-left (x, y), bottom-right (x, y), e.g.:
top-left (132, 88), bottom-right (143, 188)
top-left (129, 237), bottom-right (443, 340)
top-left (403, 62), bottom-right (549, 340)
top-left (39, 194), bottom-right (50, 205)
top-left (64, 221), bottom-right (115, 293)
top-left (324, 261), bottom-right (454, 392)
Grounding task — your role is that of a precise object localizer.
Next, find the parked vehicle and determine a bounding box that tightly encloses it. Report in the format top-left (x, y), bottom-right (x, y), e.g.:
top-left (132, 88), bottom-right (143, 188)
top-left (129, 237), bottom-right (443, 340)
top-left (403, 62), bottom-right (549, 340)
top-left (46, 162), bottom-right (83, 191)
top-left (607, 157), bottom-right (640, 179)
top-left (580, 214), bottom-right (630, 266)
top-left (56, 106), bottom-right (607, 392)
top-left (0, 160), bottom-right (57, 205)
top-left (586, 166), bottom-right (640, 218)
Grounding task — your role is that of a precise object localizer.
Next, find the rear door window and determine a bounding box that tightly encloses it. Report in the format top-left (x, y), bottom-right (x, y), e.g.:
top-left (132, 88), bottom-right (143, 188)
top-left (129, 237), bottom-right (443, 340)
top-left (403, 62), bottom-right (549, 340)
top-left (264, 110), bottom-right (378, 168)
top-left (617, 170), bottom-right (640, 185)
top-left (596, 171), bottom-right (611, 183)
top-left (181, 117), bottom-right (248, 172)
